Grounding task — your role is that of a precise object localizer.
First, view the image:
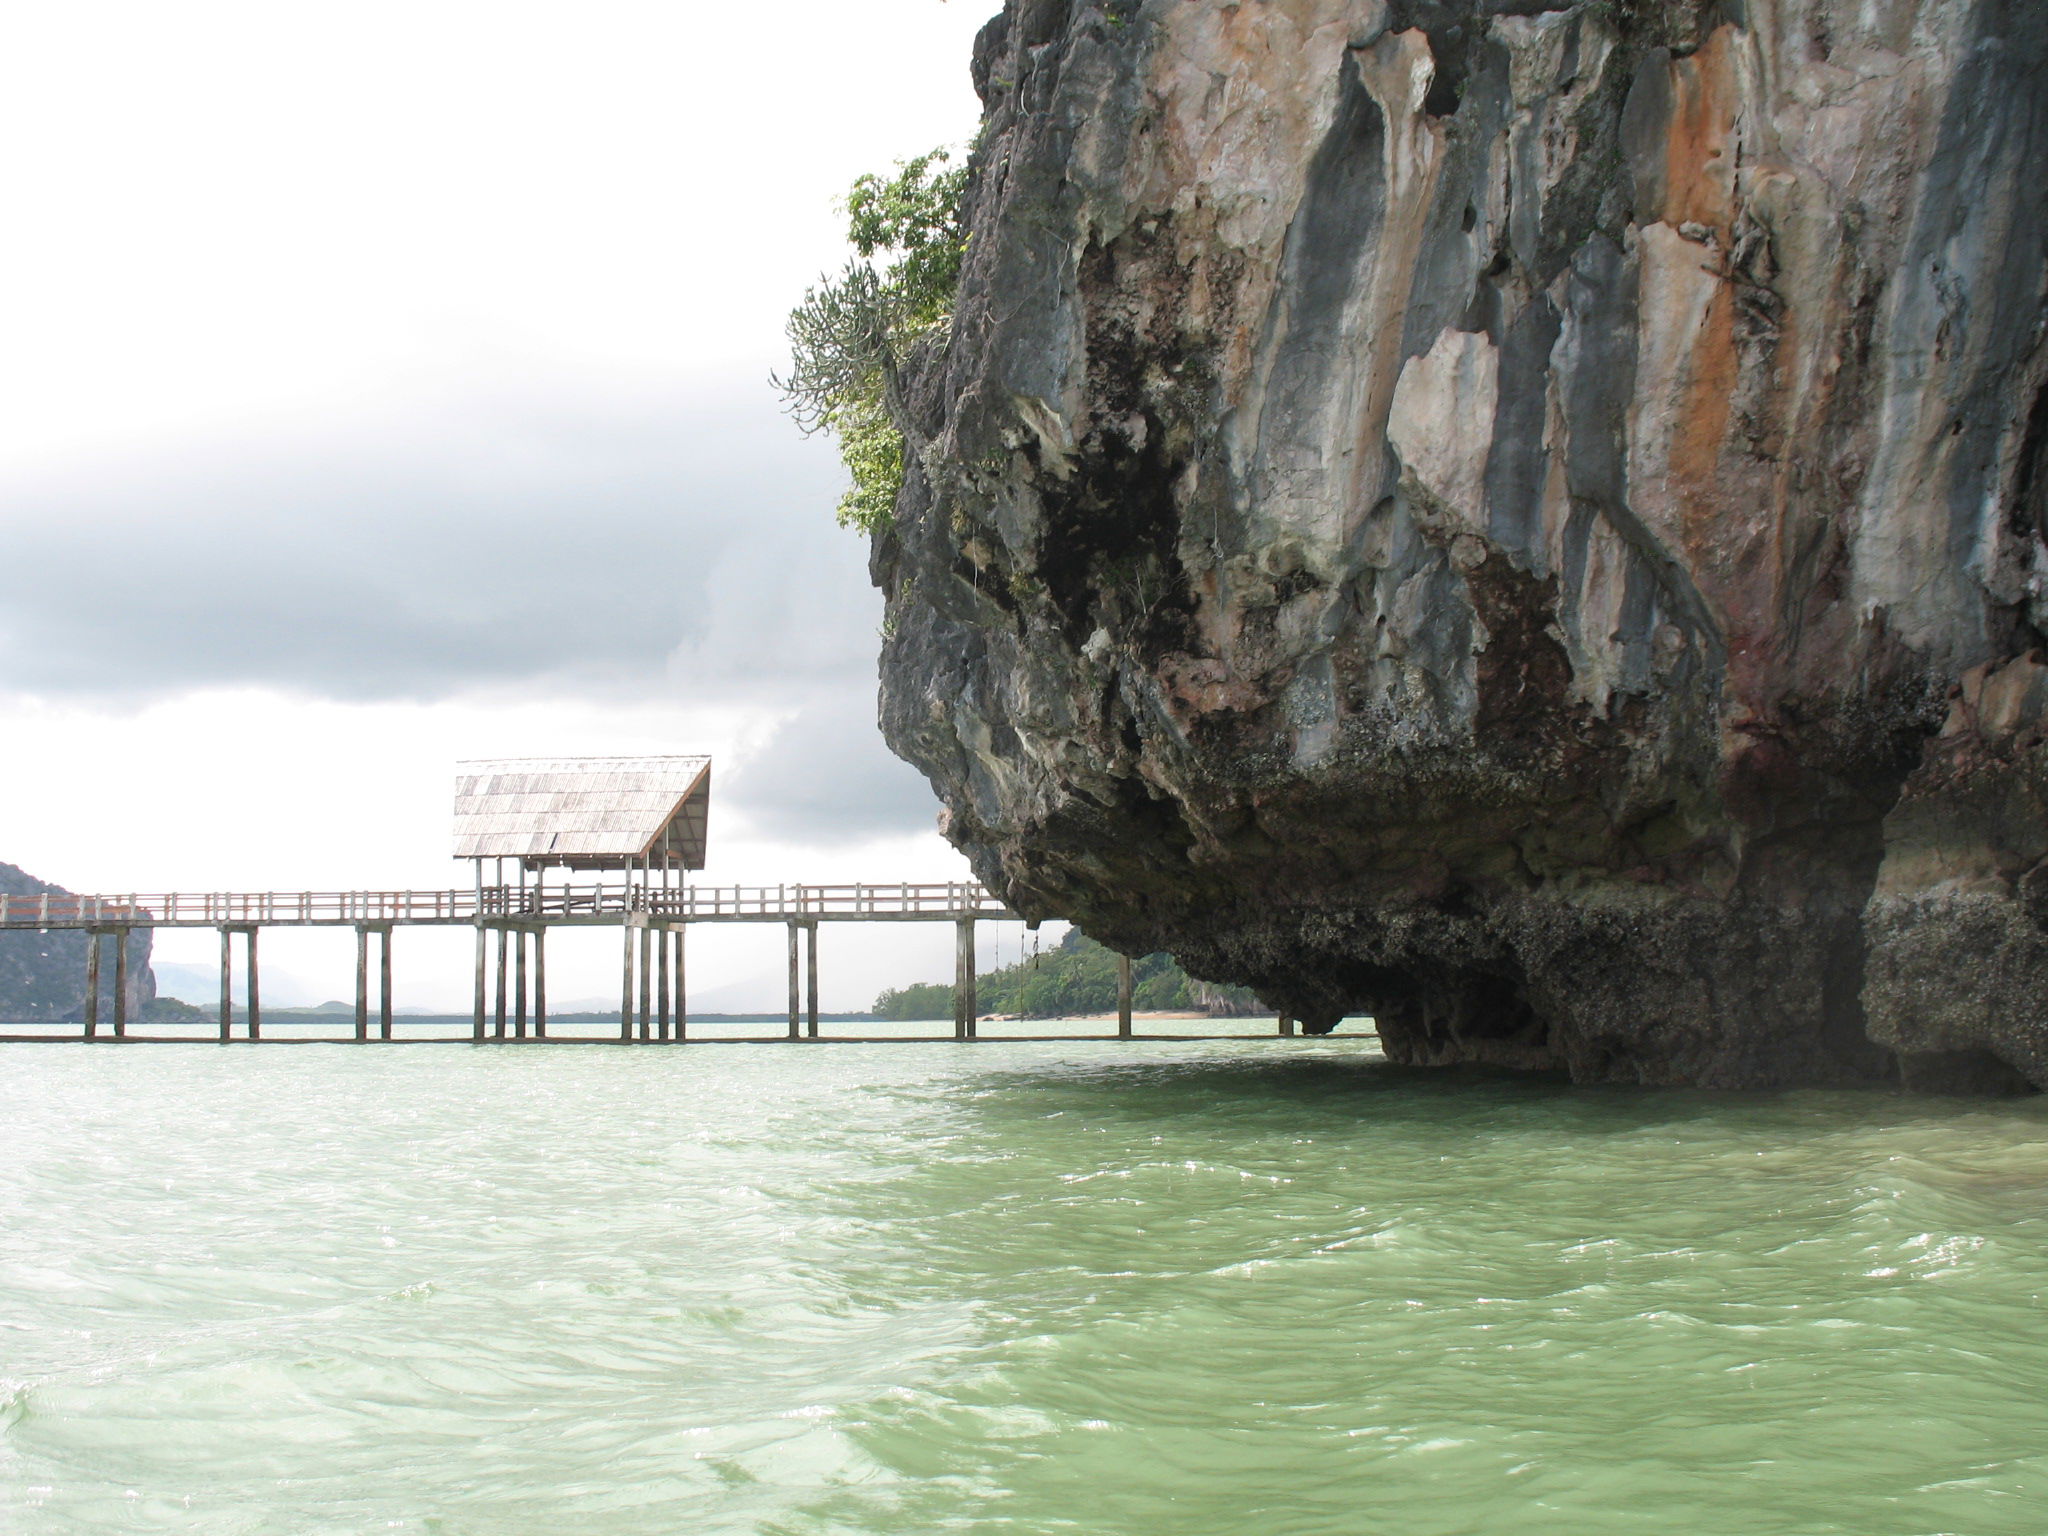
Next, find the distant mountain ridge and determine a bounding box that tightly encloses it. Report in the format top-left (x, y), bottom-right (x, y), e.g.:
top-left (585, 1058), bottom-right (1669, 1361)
top-left (0, 862), bottom-right (155, 1022)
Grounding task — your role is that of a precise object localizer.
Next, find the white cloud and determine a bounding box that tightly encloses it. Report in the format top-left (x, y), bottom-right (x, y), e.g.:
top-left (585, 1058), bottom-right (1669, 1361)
top-left (0, 0), bottom-right (994, 466)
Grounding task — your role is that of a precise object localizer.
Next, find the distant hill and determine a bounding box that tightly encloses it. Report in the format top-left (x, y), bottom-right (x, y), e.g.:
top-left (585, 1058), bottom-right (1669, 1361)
top-left (874, 928), bottom-right (1262, 1020)
top-left (0, 862), bottom-right (156, 1022)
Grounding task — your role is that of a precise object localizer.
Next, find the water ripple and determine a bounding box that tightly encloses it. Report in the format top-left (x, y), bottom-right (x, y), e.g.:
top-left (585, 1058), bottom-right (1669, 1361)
top-left (1, 1043), bottom-right (2045, 1533)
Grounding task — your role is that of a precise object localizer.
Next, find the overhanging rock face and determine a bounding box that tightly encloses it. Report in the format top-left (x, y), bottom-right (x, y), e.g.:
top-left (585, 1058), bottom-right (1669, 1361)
top-left (874, 0), bottom-right (2048, 1089)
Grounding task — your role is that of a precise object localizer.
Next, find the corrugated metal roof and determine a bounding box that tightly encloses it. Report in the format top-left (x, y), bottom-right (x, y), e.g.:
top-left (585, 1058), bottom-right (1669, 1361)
top-left (452, 756), bottom-right (711, 868)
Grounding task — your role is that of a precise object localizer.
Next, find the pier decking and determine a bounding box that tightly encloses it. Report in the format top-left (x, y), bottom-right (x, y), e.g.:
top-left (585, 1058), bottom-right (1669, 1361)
top-left (1, 758), bottom-right (1306, 1046)
top-left (0, 881), bottom-right (1208, 1046)
top-left (0, 882), bottom-right (1015, 928)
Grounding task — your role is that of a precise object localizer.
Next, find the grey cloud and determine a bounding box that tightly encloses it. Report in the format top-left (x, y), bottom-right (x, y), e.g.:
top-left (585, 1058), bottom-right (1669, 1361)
top-left (0, 376), bottom-right (854, 702)
top-left (0, 365), bottom-right (950, 840)
top-left (679, 537), bottom-right (951, 843)
top-left (721, 683), bottom-right (945, 845)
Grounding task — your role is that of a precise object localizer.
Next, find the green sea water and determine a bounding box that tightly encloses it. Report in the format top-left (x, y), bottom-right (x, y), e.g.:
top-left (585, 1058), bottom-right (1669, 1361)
top-left (1, 1039), bottom-right (2044, 1535)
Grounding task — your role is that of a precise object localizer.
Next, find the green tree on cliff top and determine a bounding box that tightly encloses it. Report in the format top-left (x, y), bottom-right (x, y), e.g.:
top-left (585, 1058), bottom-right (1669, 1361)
top-left (777, 148), bottom-right (967, 533)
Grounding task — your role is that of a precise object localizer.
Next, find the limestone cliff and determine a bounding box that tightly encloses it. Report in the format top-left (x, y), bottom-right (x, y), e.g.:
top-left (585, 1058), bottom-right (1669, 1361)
top-left (875, 0), bottom-right (2048, 1090)
top-left (0, 862), bottom-right (154, 1023)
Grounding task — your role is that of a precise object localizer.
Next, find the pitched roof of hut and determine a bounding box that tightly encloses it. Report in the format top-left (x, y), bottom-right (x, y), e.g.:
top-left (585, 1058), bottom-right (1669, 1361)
top-left (451, 756), bottom-right (711, 869)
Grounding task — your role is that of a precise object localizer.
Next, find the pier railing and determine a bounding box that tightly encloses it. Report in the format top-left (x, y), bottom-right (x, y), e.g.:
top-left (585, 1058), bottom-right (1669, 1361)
top-left (631, 882), bottom-right (1010, 919)
top-left (0, 882), bottom-right (1015, 928)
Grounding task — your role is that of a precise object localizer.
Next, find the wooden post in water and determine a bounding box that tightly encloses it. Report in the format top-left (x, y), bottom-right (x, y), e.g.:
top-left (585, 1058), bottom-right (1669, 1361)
top-left (954, 917), bottom-right (976, 1039)
top-left (965, 920), bottom-right (977, 1037)
top-left (1278, 1013), bottom-right (1295, 1037)
top-left (805, 920), bottom-right (819, 1038)
top-left (656, 920), bottom-right (671, 1042)
top-left (673, 925), bottom-right (686, 1041)
top-left (246, 927), bottom-right (261, 1039)
top-left (494, 927), bottom-right (509, 1040)
top-left (472, 863), bottom-right (487, 1041)
top-left (378, 926), bottom-right (393, 1040)
top-left (619, 919), bottom-right (635, 1041)
top-left (533, 926), bottom-right (547, 1039)
top-left (637, 926), bottom-right (653, 1041)
top-left (786, 920), bottom-right (800, 1039)
top-left (83, 929), bottom-right (101, 1040)
top-left (472, 924), bottom-right (487, 1041)
top-left (1117, 953), bottom-right (1133, 1039)
top-left (952, 919), bottom-right (965, 1039)
top-left (112, 927), bottom-right (128, 1038)
top-left (356, 927), bottom-right (371, 1041)
top-left (514, 927), bottom-right (528, 1040)
top-left (218, 926), bottom-right (233, 1042)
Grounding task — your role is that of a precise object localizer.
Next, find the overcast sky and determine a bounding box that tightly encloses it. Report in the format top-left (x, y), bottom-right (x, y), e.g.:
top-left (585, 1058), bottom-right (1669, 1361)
top-left (0, 0), bottom-right (1018, 1010)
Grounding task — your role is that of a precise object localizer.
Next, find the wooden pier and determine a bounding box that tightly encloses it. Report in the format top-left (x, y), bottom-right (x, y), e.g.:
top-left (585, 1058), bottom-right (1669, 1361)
top-left (0, 881), bottom-right (1066, 1042)
top-left (0, 759), bottom-right (1300, 1044)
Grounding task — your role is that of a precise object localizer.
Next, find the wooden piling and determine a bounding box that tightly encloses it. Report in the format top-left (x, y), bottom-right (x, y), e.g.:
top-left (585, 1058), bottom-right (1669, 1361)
top-left (378, 927), bottom-right (393, 1040)
top-left (955, 918), bottom-right (976, 1039)
top-left (1117, 953), bottom-right (1133, 1039)
top-left (356, 927), bottom-right (371, 1041)
top-left (494, 926), bottom-right (509, 1040)
top-left (472, 924), bottom-right (487, 1041)
top-left (533, 926), bottom-right (547, 1039)
top-left (245, 928), bottom-right (260, 1039)
top-left (672, 925), bottom-right (686, 1040)
top-left (805, 920), bottom-right (819, 1038)
top-left (112, 927), bottom-right (128, 1038)
top-left (656, 919), bottom-right (671, 1042)
top-left (472, 863), bottom-right (487, 1041)
top-left (219, 926), bottom-right (233, 1042)
top-left (514, 927), bottom-right (528, 1039)
top-left (83, 929), bottom-right (101, 1040)
top-left (1278, 1013), bottom-right (1295, 1037)
top-left (786, 920), bottom-right (801, 1039)
top-left (619, 919), bottom-right (635, 1041)
top-left (637, 925), bottom-right (653, 1042)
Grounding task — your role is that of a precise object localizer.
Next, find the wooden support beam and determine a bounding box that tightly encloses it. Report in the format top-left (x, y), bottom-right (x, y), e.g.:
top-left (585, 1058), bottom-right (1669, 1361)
top-left (472, 863), bottom-right (487, 1042)
top-left (219, 926), bottom-right (233, 1043)
top-left (786, 921), bottom-right (800, 1039)
top-left (656, 918), bottom-right (671, 1042)
top-left (965, 919), bottom-right (977, 1038)
top-left (378, 927), bottom-right (393, 1041)
top-left (638, 926), bottom-right (653, 1041)
top-left (246, 928), bottom-right (260, 1040)
top-left (619, 919), bottom-right (635, 1041)
top-left (112, 927), bottom-right (128, 1038)
top-left (805, 921), bottom-right (819, 1038)
top-left (514, 927), bottom-right (528, 1039)
top-left (673, 925), bottom-right (686, 1041)
top-left (356, 927), bottom-right (370, 1041)
top-left (1117, 953), bottom-right (1133, 1039)
top-left (533, 926), bottom-right (546, 1039)
top-left (494, 926), bottom-right (508, 1040)
top-left (83, 929), bottom-right (101, 1040)
top-left (955, 918), bottom-right (976, 1039)
top-left (472, 924), bottom-right (487, 1041)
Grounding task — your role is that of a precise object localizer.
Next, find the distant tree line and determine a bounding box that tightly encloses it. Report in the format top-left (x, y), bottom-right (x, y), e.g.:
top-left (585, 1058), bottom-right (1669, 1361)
top-left (872, 928), bottom-right (1262, 1020)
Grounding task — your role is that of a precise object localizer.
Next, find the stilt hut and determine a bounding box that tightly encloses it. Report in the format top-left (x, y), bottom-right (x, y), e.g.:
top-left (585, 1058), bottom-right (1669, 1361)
top-left (452, 756), bottom-right (711, 1041)
top-left (452, 755), bottom-right (711, 902)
